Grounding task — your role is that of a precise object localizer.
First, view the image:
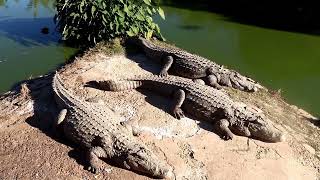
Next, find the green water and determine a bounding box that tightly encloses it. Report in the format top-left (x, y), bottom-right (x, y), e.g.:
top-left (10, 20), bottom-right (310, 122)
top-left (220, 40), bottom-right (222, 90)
top-left (0, 0), bottom-right (76, 92)
top-left (0, 2), bottom-right (319, 116)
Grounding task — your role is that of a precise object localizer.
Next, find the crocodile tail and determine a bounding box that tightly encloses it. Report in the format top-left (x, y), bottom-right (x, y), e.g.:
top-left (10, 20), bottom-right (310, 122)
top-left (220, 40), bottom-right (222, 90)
top-left (126, 36), bottom-right (153, 49)
top-left (126, 36), bottom-right (143, 47)
top-left (96, 80), bottom-right (143, 91)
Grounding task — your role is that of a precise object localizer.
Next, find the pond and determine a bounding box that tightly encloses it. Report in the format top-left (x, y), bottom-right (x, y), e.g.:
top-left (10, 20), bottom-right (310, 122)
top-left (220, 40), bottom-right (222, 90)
top-left (0, 1), bottom-right (319, 116)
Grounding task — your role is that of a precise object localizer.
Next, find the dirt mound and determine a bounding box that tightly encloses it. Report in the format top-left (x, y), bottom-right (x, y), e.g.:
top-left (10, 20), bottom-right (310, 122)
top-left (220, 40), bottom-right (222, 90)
top-left (0, 43), bottom-right (319, 179)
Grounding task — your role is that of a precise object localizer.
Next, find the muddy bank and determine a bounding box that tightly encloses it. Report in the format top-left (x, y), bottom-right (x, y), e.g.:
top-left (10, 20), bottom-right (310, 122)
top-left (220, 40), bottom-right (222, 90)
top-left (0, 41), bottom-right (319, 179)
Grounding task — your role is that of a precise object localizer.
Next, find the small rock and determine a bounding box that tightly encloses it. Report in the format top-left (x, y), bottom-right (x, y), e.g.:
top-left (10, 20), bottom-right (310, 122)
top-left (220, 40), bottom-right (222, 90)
top-left (303, 144), bottom-right (316, 155)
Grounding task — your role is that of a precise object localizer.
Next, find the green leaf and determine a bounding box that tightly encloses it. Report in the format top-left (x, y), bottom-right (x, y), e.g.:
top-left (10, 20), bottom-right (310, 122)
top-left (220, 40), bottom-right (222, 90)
top-left (79, 0), bottom-right (85, 13)
top-left (146, 7), bottom-right (152, 15)
top-left (102, 15), bottom-right (107, 23)
top-left (131, 26), bottom-right (138, 34)
top-left (91, 6), bottom-right (96, 16)
top-left (123, 4), bottom-right (129, 14)
top-left (142, 0), bottom-right (151, 6)
top-left (117, 10), bottom-right (125, 18)
top-left (109, 22), bottom-right (114, 30)
top-left (126, 30), bottom-right (134, 36)
top-left (136, 12), bottom-right (144, 21)
top-left (146, 30), bottom-right (153, 39)
top-left (158, 7), bottom-right (165, 20)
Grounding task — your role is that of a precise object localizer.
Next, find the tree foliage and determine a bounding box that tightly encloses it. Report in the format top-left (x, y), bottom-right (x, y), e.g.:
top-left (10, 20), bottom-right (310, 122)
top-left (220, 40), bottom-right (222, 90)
top-left (55, 0), bottom-right (165, 46)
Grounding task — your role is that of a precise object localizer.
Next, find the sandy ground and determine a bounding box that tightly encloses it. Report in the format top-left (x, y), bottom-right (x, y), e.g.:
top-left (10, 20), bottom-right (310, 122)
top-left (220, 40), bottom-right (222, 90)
top-left (0, 44), bottom-right (320, 180)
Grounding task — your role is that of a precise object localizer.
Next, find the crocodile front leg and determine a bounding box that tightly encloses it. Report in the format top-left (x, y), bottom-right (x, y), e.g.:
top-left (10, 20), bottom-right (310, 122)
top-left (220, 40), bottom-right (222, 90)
top-left (230, 74), bottom-right (257, 92)
top-left (159, 56), bottom-right (174, 77)
top-left (230, 79), bottom-right (245, 91)
top-left (87, 136), bottom-right (115, 174)
top-left (87, 146), bottom-right (108, 174)
top-left (206, 75), bottom-right (222, 89)
top-left (216, 119), bottom-right (234, 140)
top-left (172, 89), bottom-right (186, 119)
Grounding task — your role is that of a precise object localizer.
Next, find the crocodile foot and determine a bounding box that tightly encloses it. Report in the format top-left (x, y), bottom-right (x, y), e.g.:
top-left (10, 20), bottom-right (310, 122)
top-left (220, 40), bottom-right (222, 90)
top-left (159, 70), bottom-right (168, 77)
top-left (88, 164), bottom-right (101, 174)
top-left (173, 107), bottom-right (185, 119)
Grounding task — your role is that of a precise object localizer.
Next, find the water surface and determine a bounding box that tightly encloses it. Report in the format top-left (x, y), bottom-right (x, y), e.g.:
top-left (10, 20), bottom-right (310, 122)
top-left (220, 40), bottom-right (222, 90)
top-left (0, 0), bottom-right (76, 92)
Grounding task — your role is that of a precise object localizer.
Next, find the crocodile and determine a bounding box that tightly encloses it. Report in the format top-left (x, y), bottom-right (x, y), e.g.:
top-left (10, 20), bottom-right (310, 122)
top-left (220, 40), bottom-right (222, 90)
top-left (52, 72), bottom-right (172, 178)
top-left (89, 75), bottom-right (284, 142)
top-left (128, 37), bottom-right (261, 92)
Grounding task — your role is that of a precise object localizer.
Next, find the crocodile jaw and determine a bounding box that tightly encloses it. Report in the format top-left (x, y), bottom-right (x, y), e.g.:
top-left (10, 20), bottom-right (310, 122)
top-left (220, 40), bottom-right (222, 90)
top-left (125, 153), bottom-right (172, 178)
top-left (247, 120), bottom-right (285, 142)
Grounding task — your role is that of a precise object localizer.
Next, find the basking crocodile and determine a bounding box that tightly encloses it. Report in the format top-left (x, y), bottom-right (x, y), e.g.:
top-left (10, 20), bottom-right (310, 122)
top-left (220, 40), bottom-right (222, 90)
top-left (52, 72), bottom-right (171, 178)
top-left (90, 75), bottom-right (284, 142)
top-left (129, 37), bottom-right (261, 92)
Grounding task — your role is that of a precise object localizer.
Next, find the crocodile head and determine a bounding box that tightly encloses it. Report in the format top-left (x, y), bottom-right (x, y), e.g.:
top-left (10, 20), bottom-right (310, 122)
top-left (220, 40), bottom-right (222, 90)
top-left (230, 103), bottom-right (285, 142)
top-left (122, 148), bottom-right (173, 178)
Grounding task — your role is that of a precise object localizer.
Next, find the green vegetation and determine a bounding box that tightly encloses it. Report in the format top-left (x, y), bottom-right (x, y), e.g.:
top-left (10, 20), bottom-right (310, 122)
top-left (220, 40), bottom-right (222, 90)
top-left (55, 0), bottom-right (165, 46)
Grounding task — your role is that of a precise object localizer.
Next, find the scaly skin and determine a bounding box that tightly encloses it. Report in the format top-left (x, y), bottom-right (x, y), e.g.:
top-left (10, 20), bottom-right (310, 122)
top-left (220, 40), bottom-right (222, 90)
top-left (129, 37), bottom-right (262, 92)
top-left (52, 72), bottom-right (171, 178)
top-left (91, 75), bottom-right (284, 142)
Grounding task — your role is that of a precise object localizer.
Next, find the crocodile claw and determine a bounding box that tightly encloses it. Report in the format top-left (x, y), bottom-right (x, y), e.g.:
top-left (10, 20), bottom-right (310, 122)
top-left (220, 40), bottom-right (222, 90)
top-left (173, 107), bottom-right (185, 119)
top-left (88, 164), bottom-right (100, 174)
top-left (159, 71), bottom-right (168, 77)
top-left (222, 133), bottom-right (233, 141)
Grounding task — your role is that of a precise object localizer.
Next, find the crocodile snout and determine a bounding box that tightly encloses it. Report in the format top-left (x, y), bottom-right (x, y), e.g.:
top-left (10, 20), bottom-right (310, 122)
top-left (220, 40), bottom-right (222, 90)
top-left (249, 122), bottom-right (285, 143)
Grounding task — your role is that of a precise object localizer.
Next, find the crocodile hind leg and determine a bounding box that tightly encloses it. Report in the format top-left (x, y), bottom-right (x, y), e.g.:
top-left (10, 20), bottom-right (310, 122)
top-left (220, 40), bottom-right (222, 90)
top-left (53, 109), bottom-right (67, 133)
top-left (56, 109), bottom-right (67, 125)
top-left (159, 56), bottom-right (174, 77)
top-left (216, 119), bottom-right (234, 140)
top-left (172, 89), bottom-right (186, 119)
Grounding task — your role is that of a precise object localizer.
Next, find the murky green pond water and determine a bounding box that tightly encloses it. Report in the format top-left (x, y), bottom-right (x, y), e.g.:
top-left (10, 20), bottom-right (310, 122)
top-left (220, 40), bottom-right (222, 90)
top-left (0, 1), bottom-right (319, 116)
top-left (0, 0), bottom-right (76, 93)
